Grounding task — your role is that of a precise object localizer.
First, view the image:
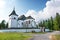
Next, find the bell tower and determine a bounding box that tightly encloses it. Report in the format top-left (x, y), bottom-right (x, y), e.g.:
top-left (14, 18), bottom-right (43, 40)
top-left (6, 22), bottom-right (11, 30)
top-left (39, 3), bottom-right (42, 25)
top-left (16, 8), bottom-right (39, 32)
top-left (8, 8), bottom-right (18, 28)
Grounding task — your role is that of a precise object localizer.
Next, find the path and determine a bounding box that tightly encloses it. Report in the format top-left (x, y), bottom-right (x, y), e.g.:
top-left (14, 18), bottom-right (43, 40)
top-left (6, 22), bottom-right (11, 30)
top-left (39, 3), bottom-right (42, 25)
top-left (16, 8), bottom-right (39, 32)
top-left (29, 31), bottom-right (60, 40)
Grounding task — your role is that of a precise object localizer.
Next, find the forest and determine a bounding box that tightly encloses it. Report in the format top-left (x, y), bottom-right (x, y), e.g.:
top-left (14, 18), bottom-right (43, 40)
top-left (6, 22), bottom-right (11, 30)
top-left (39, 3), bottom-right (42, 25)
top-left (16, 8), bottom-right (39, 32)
top-left (38, 13), bottom-right (60, 30)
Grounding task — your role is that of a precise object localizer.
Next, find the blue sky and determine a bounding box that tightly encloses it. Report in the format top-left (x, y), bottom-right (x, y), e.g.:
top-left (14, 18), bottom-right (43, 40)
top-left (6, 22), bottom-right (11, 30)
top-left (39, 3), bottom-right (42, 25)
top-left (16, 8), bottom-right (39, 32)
top-left (0, 0), bottom-right (49, 22)
top-left (15, 0), bottom-right (48, 15)
top-left (16, 0), bottom-right (47, 11)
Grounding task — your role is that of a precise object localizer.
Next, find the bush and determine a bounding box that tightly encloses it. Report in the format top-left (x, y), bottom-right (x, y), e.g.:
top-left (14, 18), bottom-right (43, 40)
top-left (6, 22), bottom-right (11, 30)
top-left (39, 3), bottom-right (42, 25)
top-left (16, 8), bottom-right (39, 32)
top-left (31, 30), bottom-right (35, 33)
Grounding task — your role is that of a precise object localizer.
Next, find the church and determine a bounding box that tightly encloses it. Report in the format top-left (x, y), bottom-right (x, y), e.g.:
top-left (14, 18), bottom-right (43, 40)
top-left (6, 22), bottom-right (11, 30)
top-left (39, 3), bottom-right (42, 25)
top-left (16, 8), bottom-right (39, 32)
top-left (8, 8), bottom-right (37, 28)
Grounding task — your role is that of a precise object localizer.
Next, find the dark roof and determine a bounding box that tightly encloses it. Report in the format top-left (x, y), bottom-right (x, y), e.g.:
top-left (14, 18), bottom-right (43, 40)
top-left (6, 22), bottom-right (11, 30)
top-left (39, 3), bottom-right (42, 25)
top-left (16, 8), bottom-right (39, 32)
top-left (9, 9), bottom-right (18, 16)
top-left (26, 16), bottom-right (34, 19)
top-left (18, 15), bottom-right (26, 20)
top-left (18, 15), bottom-right (34, 20)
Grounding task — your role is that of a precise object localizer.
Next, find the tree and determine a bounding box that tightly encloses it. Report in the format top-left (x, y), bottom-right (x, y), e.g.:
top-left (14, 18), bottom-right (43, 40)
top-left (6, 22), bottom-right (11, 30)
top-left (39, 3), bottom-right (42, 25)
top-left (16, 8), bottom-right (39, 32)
top-left (0, 23), bottom-right (1, 29)
top-left (53, 19), bottom-right (59, 30)
top-left (38, 13), bottom-right (60, 30)
top-left (5, 23), bottom-right (8, 29)
top-left (39, 21), bottom-right (43, 27)
top-left (44, 20), bottom-right (48, 28)
top-left (50, 17), bottom-right (54, 30)
top-left (42, 20), bottom-right (45, 27)
top-left (0, 20), bottom-right (6, 29)
top-left (53, 13), bottom-right (60, 30)
top-left (47, 19), bottom-right (52, 30)
top-left (56, 13), bottom-right (60, 29)
top-left (39, 20), bottom-right (46, 32)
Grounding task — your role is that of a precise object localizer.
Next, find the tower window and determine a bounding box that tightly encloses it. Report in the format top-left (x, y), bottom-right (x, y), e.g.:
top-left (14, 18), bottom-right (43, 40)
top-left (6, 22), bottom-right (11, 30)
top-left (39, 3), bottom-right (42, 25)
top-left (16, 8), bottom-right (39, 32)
top-left (14, 17), bottom-right (16, 19)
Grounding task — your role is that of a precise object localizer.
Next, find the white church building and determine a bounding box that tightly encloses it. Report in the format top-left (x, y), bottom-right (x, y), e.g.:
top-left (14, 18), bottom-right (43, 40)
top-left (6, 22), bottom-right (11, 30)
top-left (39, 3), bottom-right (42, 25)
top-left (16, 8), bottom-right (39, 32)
top-left (8, 9), bottom-right (37, 29)
top-left (0, 8), bottom-right (49, 32)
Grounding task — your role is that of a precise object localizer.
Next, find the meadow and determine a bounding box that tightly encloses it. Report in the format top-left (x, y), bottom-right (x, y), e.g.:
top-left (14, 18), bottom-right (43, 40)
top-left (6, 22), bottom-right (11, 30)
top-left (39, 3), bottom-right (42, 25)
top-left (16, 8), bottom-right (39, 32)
top-left (0, 32), bottom-right (32, 40)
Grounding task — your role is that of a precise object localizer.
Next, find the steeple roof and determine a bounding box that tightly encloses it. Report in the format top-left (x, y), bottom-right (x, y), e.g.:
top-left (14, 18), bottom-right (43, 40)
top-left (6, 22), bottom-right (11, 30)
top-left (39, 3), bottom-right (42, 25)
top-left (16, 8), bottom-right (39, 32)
top-left (9, 8), bottom-right (18, 16)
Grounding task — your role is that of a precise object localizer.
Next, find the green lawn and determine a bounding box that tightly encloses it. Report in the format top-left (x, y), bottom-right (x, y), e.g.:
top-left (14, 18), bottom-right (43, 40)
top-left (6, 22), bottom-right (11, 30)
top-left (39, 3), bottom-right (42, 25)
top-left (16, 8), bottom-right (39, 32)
top-left (0, 32), bottom-right (46, 40)
top-left (0, 32), bottom-right (32, 40)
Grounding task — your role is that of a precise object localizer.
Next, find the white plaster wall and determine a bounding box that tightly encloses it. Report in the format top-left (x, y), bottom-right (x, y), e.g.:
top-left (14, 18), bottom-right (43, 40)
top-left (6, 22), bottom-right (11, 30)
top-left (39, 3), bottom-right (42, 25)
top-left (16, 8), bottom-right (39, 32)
top-left (24, 19), bottom-right (36, 28)
top-left (11, 19), bottom-right (18, 28)
top-left (8, 19), bottom-right (11, 28)
top-left (9, 15), bottom-right (37, 28)
top-left (8, 15), bottom-right (18, 28)
top-left (18, 20), bottom-right (23, 28)
top-left (31, 20), bottom-right (36, 27)
top-left (10, 15), bottom-right (18, 19)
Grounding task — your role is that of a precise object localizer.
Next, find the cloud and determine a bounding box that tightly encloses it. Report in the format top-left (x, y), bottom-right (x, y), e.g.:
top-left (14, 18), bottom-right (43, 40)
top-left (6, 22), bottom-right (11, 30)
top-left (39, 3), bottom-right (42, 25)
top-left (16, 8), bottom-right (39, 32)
top-left (0, 0), bottom-right (7, 22)
top-left (25, 10), bottom-right (37, 18)
top-left (25, 0), bottom-right (60, 23)
top-left (0, 0), bottom-right (6, 9)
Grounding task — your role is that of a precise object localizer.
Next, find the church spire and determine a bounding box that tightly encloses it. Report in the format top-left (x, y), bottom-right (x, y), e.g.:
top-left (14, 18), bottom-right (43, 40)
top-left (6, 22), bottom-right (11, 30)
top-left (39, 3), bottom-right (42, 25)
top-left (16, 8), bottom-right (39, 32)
top-left (13, 7), bottom-right (15, 11)
top-left (9, 7), bottom-right (18, 16)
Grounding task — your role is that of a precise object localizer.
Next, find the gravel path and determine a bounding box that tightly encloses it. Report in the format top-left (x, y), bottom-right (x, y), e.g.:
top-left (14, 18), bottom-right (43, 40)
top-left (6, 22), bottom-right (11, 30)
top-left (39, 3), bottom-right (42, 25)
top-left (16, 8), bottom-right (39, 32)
top-left (29, 31), bottom-right (60, 40)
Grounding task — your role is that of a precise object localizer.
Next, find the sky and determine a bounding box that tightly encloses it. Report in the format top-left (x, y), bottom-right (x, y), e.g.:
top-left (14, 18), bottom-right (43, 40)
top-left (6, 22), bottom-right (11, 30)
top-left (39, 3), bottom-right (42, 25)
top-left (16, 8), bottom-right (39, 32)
top-left (0, 0), bottom-right (60, 23)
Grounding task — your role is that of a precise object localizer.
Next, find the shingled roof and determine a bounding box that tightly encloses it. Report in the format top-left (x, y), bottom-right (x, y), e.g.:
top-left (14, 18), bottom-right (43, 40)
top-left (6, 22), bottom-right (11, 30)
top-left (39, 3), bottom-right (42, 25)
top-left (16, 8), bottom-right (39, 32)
top-left (18, 15), bottom-right (26, 20)
top-left (18, 15), bottom-right (34, 20)
top-left (26, 16), bottom-right (34, 19)
top-left (9, 9), bottom-right (18, 16)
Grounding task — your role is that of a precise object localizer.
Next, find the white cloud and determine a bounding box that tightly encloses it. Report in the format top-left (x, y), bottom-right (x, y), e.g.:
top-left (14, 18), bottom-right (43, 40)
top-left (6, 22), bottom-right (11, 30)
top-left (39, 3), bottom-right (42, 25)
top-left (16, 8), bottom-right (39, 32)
top-left (0, 0), bottom-right (7, 22)
top-left (25, 0), bottom-right (60, 23)
top-left (0, 0), bottom-right (6, 9)
top-left (25, 10), bottom-right (37, 18)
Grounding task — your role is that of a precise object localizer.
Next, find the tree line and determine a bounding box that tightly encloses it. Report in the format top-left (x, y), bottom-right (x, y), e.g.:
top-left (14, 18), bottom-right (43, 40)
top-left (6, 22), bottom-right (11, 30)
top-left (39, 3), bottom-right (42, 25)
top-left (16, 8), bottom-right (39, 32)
top-left (38, 13), bottom-right (60, 30)
top-left (0, 20), bottom-right (8, 29)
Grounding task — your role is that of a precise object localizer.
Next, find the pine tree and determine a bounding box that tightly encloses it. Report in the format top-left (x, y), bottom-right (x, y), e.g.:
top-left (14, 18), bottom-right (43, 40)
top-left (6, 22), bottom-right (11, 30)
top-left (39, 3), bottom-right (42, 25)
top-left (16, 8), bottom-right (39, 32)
top-left (53, 19), bottom-right (59, 30)
top-left (50, 17), bottom-right (54, 30)
top-left (53, 13), bottom-right (60, 30)
top-left (47, 19), bottom-right (52, 30)
top-left (44, 20), bottom-right (48, 28)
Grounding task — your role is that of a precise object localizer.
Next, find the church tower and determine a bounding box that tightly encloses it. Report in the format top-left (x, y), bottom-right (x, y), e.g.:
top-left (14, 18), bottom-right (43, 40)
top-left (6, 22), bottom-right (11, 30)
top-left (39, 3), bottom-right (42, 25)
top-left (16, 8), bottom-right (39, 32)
top-left (8, 8), bottom-right (18, 28)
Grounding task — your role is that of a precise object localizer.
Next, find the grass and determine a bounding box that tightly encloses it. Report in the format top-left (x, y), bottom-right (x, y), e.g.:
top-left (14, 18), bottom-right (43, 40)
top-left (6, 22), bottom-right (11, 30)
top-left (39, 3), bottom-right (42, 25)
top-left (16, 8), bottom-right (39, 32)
top-left (0, 32), bottom-right (32, 40)
top-left (54, 35), bottom-right (60, 40)
top-left (51, 34), bottom-right (60, 40)
top-left (0, 32), bottom-right (46, 40)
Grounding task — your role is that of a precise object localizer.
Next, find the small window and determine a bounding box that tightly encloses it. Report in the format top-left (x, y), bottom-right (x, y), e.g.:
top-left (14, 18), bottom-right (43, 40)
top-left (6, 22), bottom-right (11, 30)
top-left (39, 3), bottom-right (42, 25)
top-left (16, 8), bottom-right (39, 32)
top-left (14, 17), bottom-right (16, 19)
top-left (22, 22), bottom-right (23, 25)
top-left (29, 20), bottom-right (30, 24)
